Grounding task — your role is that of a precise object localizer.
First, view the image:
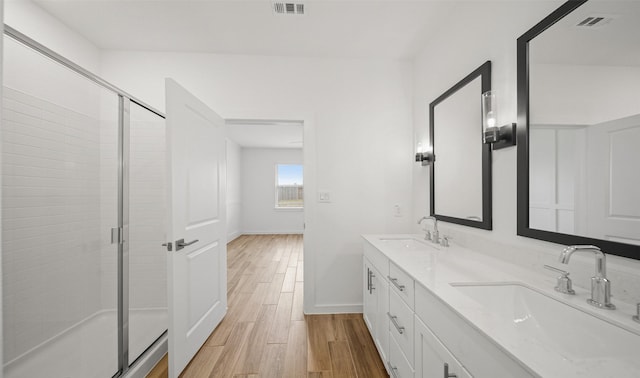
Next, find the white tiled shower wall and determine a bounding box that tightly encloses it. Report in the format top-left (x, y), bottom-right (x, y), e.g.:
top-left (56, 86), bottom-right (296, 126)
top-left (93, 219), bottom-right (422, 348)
top-left (2, 38), bottom-right (112, 364)
top-left (1, 86), bottom-right (107, 362)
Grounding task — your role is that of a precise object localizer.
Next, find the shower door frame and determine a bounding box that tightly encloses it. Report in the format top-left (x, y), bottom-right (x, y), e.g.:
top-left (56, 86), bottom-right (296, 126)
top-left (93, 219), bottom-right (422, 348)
top-left (3, 24), bottom-right (167, 377)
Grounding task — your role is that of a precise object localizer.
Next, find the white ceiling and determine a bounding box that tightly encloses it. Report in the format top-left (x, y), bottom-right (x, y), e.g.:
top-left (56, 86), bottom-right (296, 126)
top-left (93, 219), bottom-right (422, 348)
top-left (530, 1), bottom-right (640, 67)
top-left (31, 1), bottom-right (459, 148)
top-left (226, 120), bottom-right (303, 149)
top-left (32, 0), bottom-right (457, 59)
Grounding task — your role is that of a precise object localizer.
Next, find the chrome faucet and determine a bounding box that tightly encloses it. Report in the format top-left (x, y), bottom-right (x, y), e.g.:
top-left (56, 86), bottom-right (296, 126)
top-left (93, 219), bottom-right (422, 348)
top-left (417, 216), bottom-right (439, 243)
top-left (558, 245), bottom-right (615, 310)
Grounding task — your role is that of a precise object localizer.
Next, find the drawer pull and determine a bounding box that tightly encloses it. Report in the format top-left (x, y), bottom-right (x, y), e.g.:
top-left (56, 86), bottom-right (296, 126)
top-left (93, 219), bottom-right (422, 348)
top-left (367, 269), bottom-right (376, 294)
top-left (444, 363), bottom-right (457, 378)
top-left (390, 365), bottom-right (399, 378)
top-left (388, 276), bottom-right (406, 292)
top-left (387, 312), bottom-right (405, 334)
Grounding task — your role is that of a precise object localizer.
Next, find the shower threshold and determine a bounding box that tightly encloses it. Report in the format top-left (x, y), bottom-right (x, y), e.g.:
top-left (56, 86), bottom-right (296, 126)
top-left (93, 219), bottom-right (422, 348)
top-left (4, 308), bottom-right (167, 378)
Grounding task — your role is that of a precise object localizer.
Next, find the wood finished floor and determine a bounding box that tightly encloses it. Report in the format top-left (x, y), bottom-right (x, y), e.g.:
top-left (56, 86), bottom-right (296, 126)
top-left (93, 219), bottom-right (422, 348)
top-left (146, 234), bottom-right (387, 378)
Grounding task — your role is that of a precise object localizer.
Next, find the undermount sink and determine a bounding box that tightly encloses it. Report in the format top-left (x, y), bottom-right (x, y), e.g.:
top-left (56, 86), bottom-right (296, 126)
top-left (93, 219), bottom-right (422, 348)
top-left (378, 237), bottom-right (438, 251)
top-left (451, 282), bottom-right (640, 369)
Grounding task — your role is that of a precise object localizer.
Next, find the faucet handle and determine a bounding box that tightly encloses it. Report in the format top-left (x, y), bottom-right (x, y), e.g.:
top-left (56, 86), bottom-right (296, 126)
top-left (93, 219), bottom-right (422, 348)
top-left (440, 235), bottom-right (452, 247)
top-left (544, 265), bottom-right (576, 295)
top-left (431, 229), bottom-right (440, 244)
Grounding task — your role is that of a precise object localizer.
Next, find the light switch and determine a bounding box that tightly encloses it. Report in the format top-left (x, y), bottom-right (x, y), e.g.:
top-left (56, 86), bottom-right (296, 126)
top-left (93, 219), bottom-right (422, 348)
top-left (318, 190), bottom-right (331, 203)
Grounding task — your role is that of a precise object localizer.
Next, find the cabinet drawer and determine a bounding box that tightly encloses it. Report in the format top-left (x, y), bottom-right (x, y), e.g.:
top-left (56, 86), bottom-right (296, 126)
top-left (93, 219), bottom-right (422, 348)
top-left (389, 289), bottom-right (414, 367)
top-left (363, 239), bottom-right (389, 276)
top-left (415, 283), bottom-right (535, 377)
top-left (389, 331), bottom-right (414, 378)
top-left (389, 262), bottom-right (415, 309)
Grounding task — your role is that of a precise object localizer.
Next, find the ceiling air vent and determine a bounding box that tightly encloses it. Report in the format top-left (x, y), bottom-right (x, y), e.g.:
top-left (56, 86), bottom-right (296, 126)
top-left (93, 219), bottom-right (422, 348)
top-left (273, 2), bottom-right (305, 15)
top-left (575, 15), bottom-right (613, 28)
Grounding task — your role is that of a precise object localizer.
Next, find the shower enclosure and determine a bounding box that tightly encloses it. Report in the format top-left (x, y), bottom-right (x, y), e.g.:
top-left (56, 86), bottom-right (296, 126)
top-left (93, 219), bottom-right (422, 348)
top-left (2, 26), bottom-right (168, 377)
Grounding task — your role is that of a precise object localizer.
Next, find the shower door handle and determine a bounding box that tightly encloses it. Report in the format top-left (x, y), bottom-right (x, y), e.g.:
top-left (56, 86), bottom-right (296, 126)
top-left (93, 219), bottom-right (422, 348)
top-left (175, 238), bottom-right (199, 251)
top-left (111, 227), bottom-right (123, 244)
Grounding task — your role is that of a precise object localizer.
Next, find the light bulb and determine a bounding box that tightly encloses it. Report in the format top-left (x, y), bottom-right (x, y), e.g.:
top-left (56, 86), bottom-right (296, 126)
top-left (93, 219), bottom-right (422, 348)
top-left (486, 114), bottom-right (497, 128)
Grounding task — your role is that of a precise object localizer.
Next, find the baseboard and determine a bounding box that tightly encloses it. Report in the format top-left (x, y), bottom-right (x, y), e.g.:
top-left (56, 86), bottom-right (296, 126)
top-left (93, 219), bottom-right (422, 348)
top-left (227, 231), bottom-right (242, 243)
top-left (304, 304), bottom-right (363, 314)
top-left (242, 230), bottom-right (304, 235)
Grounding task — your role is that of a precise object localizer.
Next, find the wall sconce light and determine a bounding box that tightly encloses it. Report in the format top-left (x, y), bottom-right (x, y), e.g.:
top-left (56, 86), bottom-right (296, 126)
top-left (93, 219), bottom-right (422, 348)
top-left (415, 142), bottom-right (434, 166)
top-left (481, 91), bottom-right (516, 150)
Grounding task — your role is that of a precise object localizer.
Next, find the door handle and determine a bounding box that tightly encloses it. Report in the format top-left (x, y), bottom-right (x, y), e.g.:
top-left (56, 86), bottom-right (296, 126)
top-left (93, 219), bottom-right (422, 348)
top-left (175, 238), bottom-right (199, 251)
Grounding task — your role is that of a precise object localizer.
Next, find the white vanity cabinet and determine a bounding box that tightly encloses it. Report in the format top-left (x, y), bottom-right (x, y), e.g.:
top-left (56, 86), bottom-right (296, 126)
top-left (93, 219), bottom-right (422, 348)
top-left (363, 236), bottom-right (536, 378)
top-left (363, 247), bottom-right (390, 368)
top-left (415, 315), bottom-right (472, 378)
top-left (364, 240), bottom-right (416, 377)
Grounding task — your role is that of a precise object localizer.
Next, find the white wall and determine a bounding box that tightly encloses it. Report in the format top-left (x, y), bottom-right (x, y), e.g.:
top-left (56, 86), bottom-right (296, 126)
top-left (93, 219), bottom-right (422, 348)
top-left (241, 148), bottom-right (303, 234)
top-left (226, 139), bottom-right (242, 242)
top-left (100, 52), bottom-right (414, 313)
top-left (4, 0), bottom-right (101, 73)
top-left (412, 1), bottom-right (640, 305)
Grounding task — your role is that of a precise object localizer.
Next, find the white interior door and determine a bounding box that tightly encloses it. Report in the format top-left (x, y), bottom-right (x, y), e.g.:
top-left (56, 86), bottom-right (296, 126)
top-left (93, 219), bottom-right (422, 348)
top-left (587, 114), bottom-right (640, 245)
top-left (165, 79), bottom-right (227, 377)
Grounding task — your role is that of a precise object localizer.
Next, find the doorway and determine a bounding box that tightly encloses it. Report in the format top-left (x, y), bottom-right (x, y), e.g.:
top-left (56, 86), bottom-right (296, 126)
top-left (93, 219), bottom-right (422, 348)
top-left (225, 119), bottom-right (305, 240)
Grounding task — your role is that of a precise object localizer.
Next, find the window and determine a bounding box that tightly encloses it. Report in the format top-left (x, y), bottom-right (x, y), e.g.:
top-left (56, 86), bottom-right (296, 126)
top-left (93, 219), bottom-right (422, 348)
top-left (276, 164), bottom-right (303, 208)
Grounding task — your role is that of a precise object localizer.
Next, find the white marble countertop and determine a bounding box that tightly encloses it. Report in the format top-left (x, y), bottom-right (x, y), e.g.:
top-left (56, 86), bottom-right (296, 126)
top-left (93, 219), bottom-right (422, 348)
top-left (362, 234), bottom-right (640, 378)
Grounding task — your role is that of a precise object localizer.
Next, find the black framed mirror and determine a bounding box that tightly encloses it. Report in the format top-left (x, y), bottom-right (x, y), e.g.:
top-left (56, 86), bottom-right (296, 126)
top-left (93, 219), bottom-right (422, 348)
top-left (517, 0), bottom-right (640, 260)
top-left (430, 61), bottom-right (492, 230)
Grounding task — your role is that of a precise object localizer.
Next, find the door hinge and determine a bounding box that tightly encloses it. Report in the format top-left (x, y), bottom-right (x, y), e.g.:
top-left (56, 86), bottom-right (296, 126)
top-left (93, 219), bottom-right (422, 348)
top-left (111, 227), bottom-right (123, 245)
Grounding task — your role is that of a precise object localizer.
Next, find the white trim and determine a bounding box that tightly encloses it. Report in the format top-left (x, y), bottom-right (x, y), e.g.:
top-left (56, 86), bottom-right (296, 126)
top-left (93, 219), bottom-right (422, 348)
top-left (304, 304), bottom-right (363, 315)
top-left (227, 231), bottom-right (242, 243)
top-left (242, 230), bottom-right (304, 235)
top-left (273, 207), bottom-right (304, 211)
top-left (0, 8), bottom-right (4, 376)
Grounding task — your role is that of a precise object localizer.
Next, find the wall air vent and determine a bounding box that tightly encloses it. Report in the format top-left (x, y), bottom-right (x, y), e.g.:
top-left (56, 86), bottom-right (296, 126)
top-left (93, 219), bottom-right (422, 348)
top-left (273, 2), bottom-right (305, 15)
top-left (574, 15), bottom-right (613, 29)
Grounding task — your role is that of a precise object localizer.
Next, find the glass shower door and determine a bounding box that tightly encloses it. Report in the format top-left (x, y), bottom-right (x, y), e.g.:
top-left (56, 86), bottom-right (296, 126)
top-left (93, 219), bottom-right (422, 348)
top-left (128, 102), bottom-right (168, 364)
top-left (2, 36), bottom-right (120, 377)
